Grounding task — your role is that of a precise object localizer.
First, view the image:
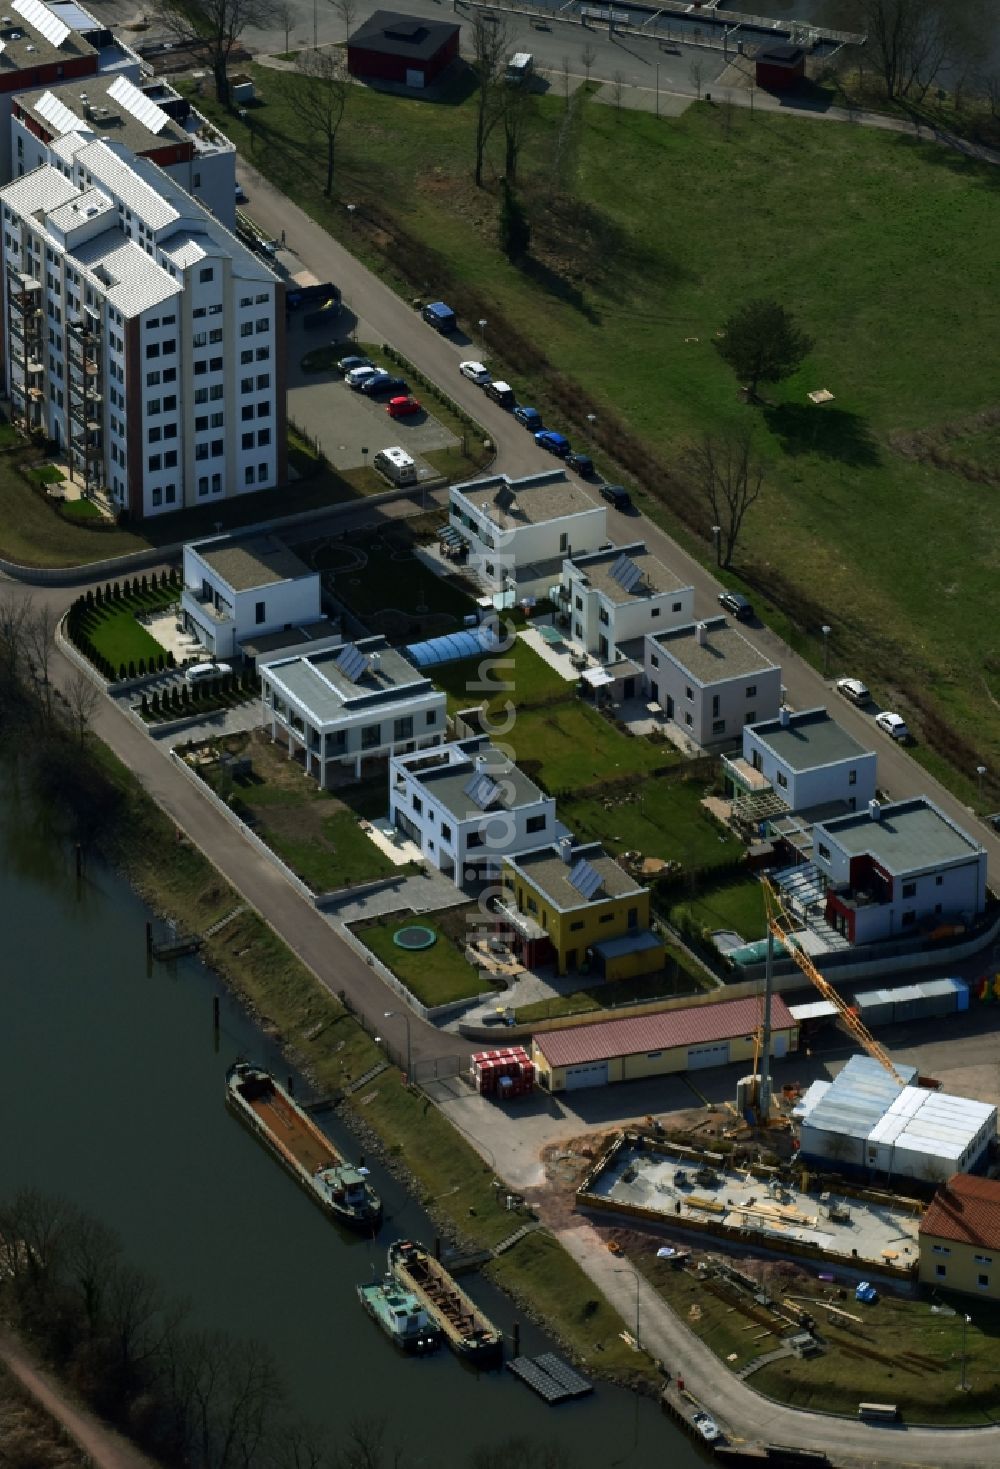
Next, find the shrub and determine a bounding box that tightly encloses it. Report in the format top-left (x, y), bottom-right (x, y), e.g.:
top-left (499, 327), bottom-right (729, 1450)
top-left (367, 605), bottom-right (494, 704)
top-left (138, 657), bottom-right (146, 676)
top-left (157, 652), bottom-right (164, 671)
top-left (141, 574), bottom-right (148, 593)
top-left (118, 662), bottom-right (127, 680)
top-left (128, 660), bottom-right (136, 679)
top-left (166, 650), bottom-right (175, 668)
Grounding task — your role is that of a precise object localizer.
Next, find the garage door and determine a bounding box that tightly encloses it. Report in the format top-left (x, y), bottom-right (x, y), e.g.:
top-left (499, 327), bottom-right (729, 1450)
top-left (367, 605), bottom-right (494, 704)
top-left (564, 1060), bottom-right (609, 1091)
top-left (686, 1041), bottom-right (730, 1071)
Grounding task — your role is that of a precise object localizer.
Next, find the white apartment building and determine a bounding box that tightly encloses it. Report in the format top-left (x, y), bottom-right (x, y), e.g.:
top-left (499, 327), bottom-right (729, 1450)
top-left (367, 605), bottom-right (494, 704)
top-left (448, 470), bottom-right (607, 598)
top-left (261, 637), bottom-right (447, 782)
top-left (812, 797), bottom-right (988, 946)
top-left (12, 74), bottom-right (237, 226)
top-left (181, 535), bottom-right (321, 660)
top-left (0, 0), bottom-right (144, 183)
top-left (0, 136), bottom-right (285, 518)
top-left (555, 542), bottom-right (694, 661)
top-left (644, 616), bottom-right (782, 748)
top-left (389, 736), bottom-right (559, 881)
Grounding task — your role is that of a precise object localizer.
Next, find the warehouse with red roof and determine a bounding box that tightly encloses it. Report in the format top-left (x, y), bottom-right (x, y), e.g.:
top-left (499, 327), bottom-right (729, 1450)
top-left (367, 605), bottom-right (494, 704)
top-left (531, 994), bottom-right (798, 1092)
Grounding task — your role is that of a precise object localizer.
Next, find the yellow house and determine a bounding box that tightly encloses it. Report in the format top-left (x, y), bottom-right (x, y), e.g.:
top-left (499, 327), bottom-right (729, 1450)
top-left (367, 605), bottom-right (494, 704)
top-left (500, 839), bottom-right (663, 978)
top-left (919, 1174), bottom-right (1000, 1300)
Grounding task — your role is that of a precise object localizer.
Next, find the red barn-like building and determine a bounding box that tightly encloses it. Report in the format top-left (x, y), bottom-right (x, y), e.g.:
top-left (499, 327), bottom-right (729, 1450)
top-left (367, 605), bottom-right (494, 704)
top-left (755, 43), bottom-right (806, 92)
top-left (347, 10), bottom-right (460, 90)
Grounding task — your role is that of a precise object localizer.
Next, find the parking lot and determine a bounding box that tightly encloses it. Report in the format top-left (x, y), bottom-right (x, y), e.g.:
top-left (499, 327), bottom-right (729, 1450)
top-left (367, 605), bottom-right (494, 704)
top-left (285, 316), bottom-right (460, 473)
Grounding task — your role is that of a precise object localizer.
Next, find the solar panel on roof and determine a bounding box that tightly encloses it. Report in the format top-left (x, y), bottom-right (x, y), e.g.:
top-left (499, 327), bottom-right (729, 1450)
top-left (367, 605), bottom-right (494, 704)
top-left (335, 642), bottom-right (368, 683)
top-left (568, 858), bottom-right (602, 901)
top-left (34, 89), bottom-right (89, 136)
top-left (611, 555), bottom-right (642, 593)
top-left (106, 75), bottom-right (171, 136)
top-left (609, 552), bottom-right (629, 581)
top-left (463, 771), bottom-right (502, 809)
top-left (12, 0), bottom-right (69, 46)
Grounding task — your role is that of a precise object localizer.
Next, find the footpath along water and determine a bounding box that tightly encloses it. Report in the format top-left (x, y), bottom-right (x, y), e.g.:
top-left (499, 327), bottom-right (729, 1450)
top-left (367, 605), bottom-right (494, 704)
top-left (0, 786), bottom-right (705, 1468)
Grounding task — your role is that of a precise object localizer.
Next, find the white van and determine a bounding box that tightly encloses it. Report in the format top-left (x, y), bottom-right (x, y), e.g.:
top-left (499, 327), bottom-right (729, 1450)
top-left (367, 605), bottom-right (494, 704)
top-left (505, 52), bottom-right (533, 84)
top-left (373, 447), bottom-right (417, 486)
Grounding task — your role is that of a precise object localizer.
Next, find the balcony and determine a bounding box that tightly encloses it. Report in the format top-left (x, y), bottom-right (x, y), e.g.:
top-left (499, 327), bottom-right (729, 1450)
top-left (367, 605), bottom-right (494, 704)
top-left (181, 587), bottom-right (234, 628)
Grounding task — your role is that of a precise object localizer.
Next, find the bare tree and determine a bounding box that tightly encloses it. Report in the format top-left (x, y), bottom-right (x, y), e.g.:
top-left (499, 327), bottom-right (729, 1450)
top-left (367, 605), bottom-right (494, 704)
top-left (684, 429), bottom-right (765, 570)
top-left (63, 1212), bottom-right (122, 1336)
top-left (500, 81), bottom-right (533, 185)
top-left (26, 601), bottom-right (56, 715)
top-left (64, 670), bottom-right (100, 746)
top-left (296, 48), bottom-right (350, 197)
top-left (157, 0), bottom-right (278, 106)
top-left (275, 0), bottom-right (294, 52)
top-left (329, 0), bottom-right (357, 44)
top-left (471, 14), bottom-right (511, 187)
top-left (0, 588), bottom-right (32, 686)
top-left (581, 42), bottom-right (597, 87)
top-left (688, 54), bottom-right (706, 100)
top-left (612, 71), bottom-right (625, 116)
top-left (854, 0), bottom-right (949, 102)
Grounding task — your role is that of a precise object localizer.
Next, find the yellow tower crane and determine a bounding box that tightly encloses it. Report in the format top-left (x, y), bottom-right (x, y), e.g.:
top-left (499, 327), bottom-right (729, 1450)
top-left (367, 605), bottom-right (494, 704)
top-left (762, 878), bottom-right (906, 1086)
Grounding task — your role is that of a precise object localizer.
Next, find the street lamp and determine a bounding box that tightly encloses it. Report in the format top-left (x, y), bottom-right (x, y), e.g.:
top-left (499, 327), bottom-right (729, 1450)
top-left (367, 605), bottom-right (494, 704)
top-left (821, 624), bottom-right (832, 678)
top-left (346, 203), bottom-right (356, 233)
top-left (976, 765), bottom-right (987, 803)
top-left (478, 318), bottom-right (488, 352)
top-left (959, 1312), bottom-right (972, 1391)
top-left (614, 1263), bottom-right (641, 1350)
top-left (384, 1008), bottom-right (412, 1083)
top-left (711, 524), bottom-right (722, 566)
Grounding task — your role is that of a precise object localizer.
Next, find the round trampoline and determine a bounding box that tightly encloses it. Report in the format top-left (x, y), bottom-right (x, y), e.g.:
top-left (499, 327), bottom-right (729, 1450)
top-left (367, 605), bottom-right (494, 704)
top-left (393, 924), bottom-right (437, 951)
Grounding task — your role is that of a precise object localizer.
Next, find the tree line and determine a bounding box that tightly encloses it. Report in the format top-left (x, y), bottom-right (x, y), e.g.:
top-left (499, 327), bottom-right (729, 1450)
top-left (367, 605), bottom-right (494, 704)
top-left (0, 1188), bottom-right (574, 1469)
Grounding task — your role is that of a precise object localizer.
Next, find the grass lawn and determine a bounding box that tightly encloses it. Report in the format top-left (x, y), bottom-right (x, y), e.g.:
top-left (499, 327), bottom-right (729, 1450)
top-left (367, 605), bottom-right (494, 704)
top-left (351, 904), bottom-right (486, 1008)
top-left (506, 701), bottom-right (675, 793)
top-left (60, 497), bottom-right (105, 522)
top-left (514, 951), bottom-right (712, 1025)
top-left (194, 72), bottom-right (1000, 801)
top-left (664, 872), bottom-right (767, 945)
top-left (639, 1251), bottom-right (1000, 1425)
top-left (562, 777), bottom-right (740, 870)
top-left (79, 584), bottom-right (177, 671)
top-left (430, 635), bottom-right (570, 716)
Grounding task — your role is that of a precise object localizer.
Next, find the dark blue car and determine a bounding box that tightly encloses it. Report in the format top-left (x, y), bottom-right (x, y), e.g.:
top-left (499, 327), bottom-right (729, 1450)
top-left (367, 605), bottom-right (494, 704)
top-left (514, 405), bottom-right (543, 431)
top-left (534, 429), bottom-right (571, 457)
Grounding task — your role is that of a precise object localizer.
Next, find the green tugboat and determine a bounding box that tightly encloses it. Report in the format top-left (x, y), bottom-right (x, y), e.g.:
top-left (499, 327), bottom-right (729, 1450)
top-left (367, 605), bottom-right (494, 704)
top-left (357, 1275), bottom-right (441, 1354)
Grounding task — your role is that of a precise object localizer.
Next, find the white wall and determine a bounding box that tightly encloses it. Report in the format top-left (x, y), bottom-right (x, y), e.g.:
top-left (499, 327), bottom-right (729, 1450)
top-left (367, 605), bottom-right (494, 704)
top-left (644, 640), bottom-right (782, 748)
top-left (450, 492), bottom-right (607, 592)
top-left (743, 725), bottom-right (878, 812)
top-left (389, 760), bottom-right (557, 878)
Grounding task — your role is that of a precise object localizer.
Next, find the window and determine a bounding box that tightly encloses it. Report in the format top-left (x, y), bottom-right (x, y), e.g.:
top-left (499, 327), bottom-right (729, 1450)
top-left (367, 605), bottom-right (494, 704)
top-left (210, 384), bottom-right (223, 401)
top-left (526, 814), bottom-right (547, 833)
top-left (151, 487), bottom-right (162, 507)
top-left (256, 346), bottom-right (269, 361)
top-left (257, 372), bottom-right (270, 389)
top-left (598, 913), bottom-right (614, 924)
top-left (147, 398), bottom-right (160, 415)
top-left (935, 1264), bottom-right (947, 1278)
top-left (241, 376), bottom-right (253, 393)
top-left (256, 317), bottom-right (268, 333)
top-left (198, 477), bottom-right (209, 496)
top-left (146, 369), bottom-right (160, 386)
top-left (255, 601), bottom-right (265, 625)
top-left (684, 712), bottom-right (693, 727)
top-left (147, 453), bottom-right (161, 471)
top-left (776, 771), bottom-right (788, 789)
top-left (193, 306), bottom-right (206, 319)
top-left (196, 416), bottom-right (208, 432)
top-left (209, 356), bottom-right (223, 372)
top-left (241, 349), bottom-right (253, 364)
top-left (244, 466), bottom-right (255, 486)
top-left (194, 387), bottom-right (208, 404)
top-left (745, 710), bottom-right (756, 723)
top-left (240, 322), bottom-right (253, 338)
top-left (569, 920), bottom-right (584, 932)
top-left (165, 484), bottom-right (176, 503)
top-left (849, 769), bottom-right (857, 785)
top-left (145, 342), bottom-right (159, 359)
top-left (651, 607), bottom-right (660, 618)
top-left (647, 1051), bottom-right (662, 1060)
top-left (685, 686), bottom-right (693, 701)
top-left (194, 359), bottom-right (207, 376)
top-left (257, 401), bottom-right (270, 418)
top-left (256, 292), bottom-right (268, 304)
top-left (199, 267), bottom-right (214, 283)
top-left (162, 339), bottom-right (176, 354)
top-left (712, 694), bottom-right (720, 717)
top-left (257, 463), bottom-right (268, 482)
top-left (163, 367), bottom-right (177, 383)
top-left (242, 405), bottom-right (254, 421)
top-left (210, 328), bottom-right (223, 344)
top-left (712, 718), bottom-right (726, 734)
top-left (466, 832), bottom-right (483, 849)
top-left (257, 428), bottom-right (270, 447)
top-left (902, 881), bottom-right (916, 898)
top-left (975, 1255), bottom-right (993, 1265)
top-left (901, 910), bottom-right (917, 927)
top-left (627, 907), bottom-right (638, 928)
top-left (574, 596), bottom-right (583, 611)
top-left (240, 295), bottom-right (253, 308)
top-left (361, 724), bottom-right (381, 750)
top-left (935, 874), bottom-right (943, 886)
top-left (599, 608), bottom-right (609, 626)
top-left (164, 394), bottom-right (177, 410)
top-left (979, 1274), bottom-right (990, 1289)
top-left (148, 427), bottom-right (162, 443)
top-left (192, 330), bottom-right (207, 348)
top-left (195, 443), bottom-right (209, 461)
top-left (426, 710), bottom-right (437, 726)
top-left (817, 842), bottom-right (830, 861)
top-left (211, 473), bottom-right (221, 493)
top-left (746, 684), bottom-right (757, 698)
top-left (394, 716), bottom-right (413, 740)
top-left (242, 433), bottom-right (254, 450)
top-left (211, 412), bottom-right (224, 429)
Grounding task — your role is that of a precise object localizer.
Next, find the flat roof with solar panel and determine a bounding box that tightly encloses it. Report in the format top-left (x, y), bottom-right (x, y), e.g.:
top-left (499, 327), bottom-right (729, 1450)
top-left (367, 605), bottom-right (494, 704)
top-left (505, 842), bottom-right (644, 912)
top-left (396, 739), bottom-right (547, 825)
top-left (0, 0), bottom-right (93, 70)
top-left (16, 73), bottom-right (192, 158)
top-left (564, 542), bottom-right (688, 603)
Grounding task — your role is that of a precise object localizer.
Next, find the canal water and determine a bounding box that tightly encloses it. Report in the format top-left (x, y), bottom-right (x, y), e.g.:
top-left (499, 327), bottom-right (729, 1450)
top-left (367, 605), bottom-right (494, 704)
top-left (0, 779), bottom-right (705, 1467)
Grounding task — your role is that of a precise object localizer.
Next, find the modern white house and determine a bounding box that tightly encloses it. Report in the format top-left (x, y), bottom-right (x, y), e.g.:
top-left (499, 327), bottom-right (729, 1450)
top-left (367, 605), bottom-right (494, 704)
top-left (0, 136), bottom-right (284, 518)
top-left (553, 542), bottom-right (694, 662)
top-left (389, 736), bottom-right (558, 881)
top-left (643, 616), bottom-right (782, 748)
top-left (12, 73), bottom-right (237, 226)
top-left (812, 797), bottom-right (988, 945)
top-left (261, 637), bottom-right (447, 782)
top-left (0, 0), bottom-right (144, 184)
top-left (728, 707), bottom-right (878, 814)
top-left (181, 536), bottom-right (321, 659)
top-left (448, 470), bottom-right (607, 599)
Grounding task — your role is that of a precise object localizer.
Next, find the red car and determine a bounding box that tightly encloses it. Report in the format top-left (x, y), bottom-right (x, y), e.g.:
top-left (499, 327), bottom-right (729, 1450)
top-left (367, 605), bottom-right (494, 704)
top-left (387, 395), bottom-right (421, 418)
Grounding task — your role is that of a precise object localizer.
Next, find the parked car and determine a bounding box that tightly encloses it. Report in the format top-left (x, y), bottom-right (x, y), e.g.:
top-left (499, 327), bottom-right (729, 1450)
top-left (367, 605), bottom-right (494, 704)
top-left (691, 1412), bottom-right (721, 1444)
top-left (836, 677), bottom-right (870, 706)
top-left (387, 394), bottom-right (422, 418)
top-left (337, 353), bottom-right (374, 375)
top-left (345, 365), bottom-right (379, 389)
top-left (513, 404), bottom-right (543, 431)
top-left (875, 711), bottom-right (910, 742)
top-left (485, 379), bottom-right (515, 408)
top-left (186, 661), bottom-right (232, 685)
top-left (459, 360), bottom-right (491, 385)
top-left (718, 590), bottom-right (753, 621)
top-left (566, 452), bottom-right (595, 477)
top-left (534, 429), bottom-right (570, 457)
top-left (600, 483), bottom-right (632, 510)
top-left (235, 182), bottom-right (248, 203)
top-left (421, 300), bottom-right (456, 333)
top-left (360, 373), bottom-right (407, 398)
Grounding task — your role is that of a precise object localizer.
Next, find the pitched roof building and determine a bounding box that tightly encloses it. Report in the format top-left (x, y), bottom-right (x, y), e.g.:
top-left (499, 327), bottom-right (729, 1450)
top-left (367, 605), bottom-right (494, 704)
top-left (919, 1174), bottom-right (1000, 1299)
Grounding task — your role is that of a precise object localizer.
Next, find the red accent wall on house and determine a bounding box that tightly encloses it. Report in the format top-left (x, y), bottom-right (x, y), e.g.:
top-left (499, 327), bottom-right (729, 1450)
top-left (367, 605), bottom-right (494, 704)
top-left (0, 55), bottom-right (97, 95)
